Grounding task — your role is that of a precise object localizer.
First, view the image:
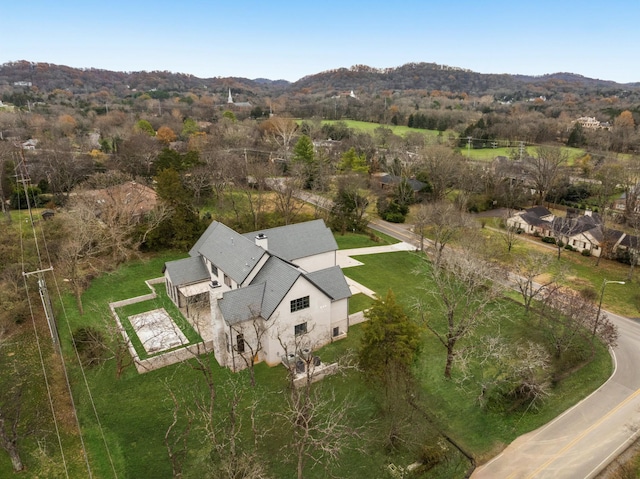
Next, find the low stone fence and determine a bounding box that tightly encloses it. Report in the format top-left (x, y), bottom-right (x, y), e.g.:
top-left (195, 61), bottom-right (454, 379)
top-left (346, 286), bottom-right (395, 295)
top-left (109, 277), bottom-right (211, 374)
top-left (133, 340), bottom-right (214, 373)
top-left (292, 362), bottom-right (339, 388)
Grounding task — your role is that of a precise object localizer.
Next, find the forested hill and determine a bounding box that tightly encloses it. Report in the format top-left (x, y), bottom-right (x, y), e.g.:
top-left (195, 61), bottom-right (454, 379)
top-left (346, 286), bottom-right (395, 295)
top-left (1, 60), bottom-right (639, 99)
top-left (0, 60), bottom-right (289, 97)
top-left (292, 63), bottom-right (640, 98)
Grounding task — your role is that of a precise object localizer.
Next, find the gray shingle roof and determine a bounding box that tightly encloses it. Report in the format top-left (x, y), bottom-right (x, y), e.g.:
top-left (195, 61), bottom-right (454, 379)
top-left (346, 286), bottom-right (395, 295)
top-left (525, 206), bottom-right (552, 218)
top-left (190, 221), bottom-right (267, 284)
top-left (218, 283), bottom-right (265, 325)
top-left (244, 219), bottom-right (337, 262)
top-left (249, 256), bottom-right (302, 319)
top-left (164, 256), bottom-right (209, 286)
top-left (620, 234), bottom-right (639, 249)
top-left (305, 266), bottom-right (352, 301)
top-left (519, 212), bottom-right (551, 227)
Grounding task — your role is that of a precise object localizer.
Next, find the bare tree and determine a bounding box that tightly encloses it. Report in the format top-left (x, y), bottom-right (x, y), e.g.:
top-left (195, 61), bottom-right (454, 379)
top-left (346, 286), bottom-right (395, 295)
top-left (261, 116), bottom-right (298, 161)
top-left (420, 201), bottom-right (474, 267)
top-left (270, 175), bottom-right (305, 225)
top-left (0, 142), bottom-right (13, 223)
top-left (512, 251), bottom-right (564, 314)
top-left (164, 387), bottom-right (192, 479)
top-left (418, 145), bottom-right (465, 201)
top-left (524, 146), bottom-right (568, 205)
top-left (418, 249), bottom-right (505, 378)
top-left (278, 329), bottom-right (361, 479)
top-left (229, 307), bottom-right (273, 387)
top-left (542, 288), bottom-right (617, 364)
top-left (36, 137), bottom-right (94, 202)
top-left (72, 175), bottom-right (168, 264)
top-left (461, 337), bottom-right (552, 411)
top-left (55, 207), bottom-right (105, 315)
top-left (500, 216), bottom-right (521, 253)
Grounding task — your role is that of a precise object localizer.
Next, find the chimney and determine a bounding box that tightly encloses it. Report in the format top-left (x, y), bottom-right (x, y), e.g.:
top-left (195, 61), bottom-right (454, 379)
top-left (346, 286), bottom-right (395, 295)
top-left (255, 233), bottom-right (268, 250)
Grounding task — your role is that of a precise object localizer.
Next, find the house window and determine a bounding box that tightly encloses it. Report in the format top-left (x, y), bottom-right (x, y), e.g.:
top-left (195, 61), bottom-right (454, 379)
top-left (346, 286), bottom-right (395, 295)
top-left (333, 327), bottom-right (340, 337)
top-left (290, 296), bottom-right (310, 313)
top-left (236, 334), bottom-right (245, 353)
top-left (295, 322), bottom-right (307, 336)
top-left (225, 333), bottom-right (230, 353)
top-left (224, 274), bottom-right (232, 287)
top-left (210, 263), bottom-right (218, 276)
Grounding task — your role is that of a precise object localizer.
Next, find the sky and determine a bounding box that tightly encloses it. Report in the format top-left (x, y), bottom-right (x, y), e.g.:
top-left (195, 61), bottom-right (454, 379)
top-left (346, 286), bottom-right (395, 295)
top-left (2, 0), bottom-right (639, 84)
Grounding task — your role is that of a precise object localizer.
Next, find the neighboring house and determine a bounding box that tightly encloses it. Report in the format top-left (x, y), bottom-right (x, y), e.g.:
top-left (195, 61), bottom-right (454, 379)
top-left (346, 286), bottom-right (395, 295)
top-left (506, 206), bottom-right (555, 235)
top-left (576, 116), bottom-right (603, 130)
top-left (163, 219), bottom-right (352, 371)
top-left (613, 184), bottom-right (640, 215)
top-left (507, 207), bottom-right (602, 255)
top-left (376, 173), bottom-right (427, 194)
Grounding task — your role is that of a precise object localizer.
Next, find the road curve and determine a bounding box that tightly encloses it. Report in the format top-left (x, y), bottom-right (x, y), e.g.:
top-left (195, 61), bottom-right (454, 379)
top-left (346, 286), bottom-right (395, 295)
top-left (472, 312), bottom-right (640, 478)
top-left (364, 218), bottom-right (640, 478)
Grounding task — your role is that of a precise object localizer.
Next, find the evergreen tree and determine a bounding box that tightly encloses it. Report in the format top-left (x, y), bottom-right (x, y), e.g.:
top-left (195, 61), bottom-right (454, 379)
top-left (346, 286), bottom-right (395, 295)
top-left (359, 289), bottom-right (421, 382)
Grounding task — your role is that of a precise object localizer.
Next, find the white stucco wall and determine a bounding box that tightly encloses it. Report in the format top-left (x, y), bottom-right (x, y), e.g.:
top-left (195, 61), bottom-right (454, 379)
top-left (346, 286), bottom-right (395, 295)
top-left (292, 251), bottom-right (336, 272)
top-left (261, 277), bottom-right (333, 365)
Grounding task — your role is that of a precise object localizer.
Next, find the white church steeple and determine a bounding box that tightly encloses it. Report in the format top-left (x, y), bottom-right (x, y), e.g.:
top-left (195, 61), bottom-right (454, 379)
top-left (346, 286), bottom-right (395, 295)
top-left (227, 88), bottom-right (234, 104)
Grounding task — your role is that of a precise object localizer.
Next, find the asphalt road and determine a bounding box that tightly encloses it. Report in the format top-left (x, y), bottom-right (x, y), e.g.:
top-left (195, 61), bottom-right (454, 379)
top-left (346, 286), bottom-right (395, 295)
top-left (366, 217), bottom-right (640, 478)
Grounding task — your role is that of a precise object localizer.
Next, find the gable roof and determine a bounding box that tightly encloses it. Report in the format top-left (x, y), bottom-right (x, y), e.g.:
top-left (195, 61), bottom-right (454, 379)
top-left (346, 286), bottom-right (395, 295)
top-left (620, 234), bottom-right (640, 249)
top-left (305, 266), bottom-right (352, 301)
top-left (245, 219), bottom-right (338, 261)
top-left (519, 212), bottom-right (551, 227)
top-left (218, 283), bottom-right (266, 325)
top-left (249, 256), bottom-right (302, 319)
top-left (379, 174), bottom-right (427, 192)
top-left (190, 221), bottom-right (267, 284)
top-left (525, 206), bottom-right (553, 218)
top-left (164, 256), bottom-right (209, 287)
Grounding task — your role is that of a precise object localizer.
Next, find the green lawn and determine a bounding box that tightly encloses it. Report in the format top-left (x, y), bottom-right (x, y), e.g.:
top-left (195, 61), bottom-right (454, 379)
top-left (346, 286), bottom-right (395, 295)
top-left (478, 225), bottom-right (640, 317)
top-left (461, 145), bottom-right (587, 164)
top-left (48, 247), bottom-right (614, 479)
top-left (333, 229), bottom-right (398, 249)
top-left (320, 119), bottom-right (455, 140)
top-left (343, 251), bottom-right (613, 459)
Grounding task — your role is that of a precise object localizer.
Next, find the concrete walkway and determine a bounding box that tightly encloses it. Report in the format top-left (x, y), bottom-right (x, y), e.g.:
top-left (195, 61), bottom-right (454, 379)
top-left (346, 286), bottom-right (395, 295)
top-left (337, 241), bottom-right (416, 299)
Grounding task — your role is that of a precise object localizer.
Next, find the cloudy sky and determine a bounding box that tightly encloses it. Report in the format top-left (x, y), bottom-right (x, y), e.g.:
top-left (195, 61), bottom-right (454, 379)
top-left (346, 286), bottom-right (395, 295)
top-left (2, 0), bottom-right (637, 83)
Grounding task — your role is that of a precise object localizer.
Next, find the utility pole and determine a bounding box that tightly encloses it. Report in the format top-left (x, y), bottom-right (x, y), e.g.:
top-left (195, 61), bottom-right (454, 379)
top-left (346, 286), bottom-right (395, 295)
top-left (16, 147), bottom-right (60, 352)
top-left (467, 136), bottom-right (472, 158)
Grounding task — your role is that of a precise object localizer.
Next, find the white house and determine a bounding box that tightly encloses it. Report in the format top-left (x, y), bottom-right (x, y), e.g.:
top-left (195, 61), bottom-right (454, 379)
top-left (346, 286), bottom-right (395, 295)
top-left (163, 219), bottom-right (351, 371)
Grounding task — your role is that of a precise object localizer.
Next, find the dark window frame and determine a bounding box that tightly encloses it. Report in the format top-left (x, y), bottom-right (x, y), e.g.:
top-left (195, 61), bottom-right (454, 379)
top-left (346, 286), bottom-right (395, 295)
top-left (294, 322), bottom-right (307, 336)
top-left (290, 296), bottom-right (310, 313)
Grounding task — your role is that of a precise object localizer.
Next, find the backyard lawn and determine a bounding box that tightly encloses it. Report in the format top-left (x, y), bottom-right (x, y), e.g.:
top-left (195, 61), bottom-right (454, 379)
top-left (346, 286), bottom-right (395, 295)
top-left (50, 243), bottom-right (614, 478)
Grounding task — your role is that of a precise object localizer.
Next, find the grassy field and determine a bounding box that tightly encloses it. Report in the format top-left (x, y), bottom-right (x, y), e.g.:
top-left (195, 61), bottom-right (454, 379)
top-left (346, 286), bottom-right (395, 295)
top-left (40, 237), bottom-right (612, 479)
top-left (475, 224), bottom-right (640, 317)
top-left (342, 251), bottom-right (612, 459)
top-left (320, 119), bottom-right (454, 140)
top-left (461, 145), bottom-right (587, 164)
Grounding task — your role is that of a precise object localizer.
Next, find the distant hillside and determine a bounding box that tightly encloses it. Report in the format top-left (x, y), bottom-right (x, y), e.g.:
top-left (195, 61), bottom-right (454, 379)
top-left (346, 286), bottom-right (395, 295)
top-left (0, 60), bottom-right (289, 97)
top-left (1, 60), bottom-right (638, 100)
top-left (291, 63), bottom-right (640, 98)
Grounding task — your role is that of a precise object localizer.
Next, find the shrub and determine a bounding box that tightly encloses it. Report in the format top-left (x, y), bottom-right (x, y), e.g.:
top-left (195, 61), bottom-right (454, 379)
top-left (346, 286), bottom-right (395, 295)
top-left (72, 327), bottom-right (107, 367)
top-left (542, 236), bottom-right (556, 244)
top-left (564, 244), bottom-right (575, 251)
top-left (581, 249), bottom-right (592, 257)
